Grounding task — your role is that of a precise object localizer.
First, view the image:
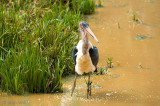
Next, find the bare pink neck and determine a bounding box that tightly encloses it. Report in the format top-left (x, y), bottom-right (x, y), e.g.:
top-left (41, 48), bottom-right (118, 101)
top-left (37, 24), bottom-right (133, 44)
top-left (81, 32), bottom-right (89, 55)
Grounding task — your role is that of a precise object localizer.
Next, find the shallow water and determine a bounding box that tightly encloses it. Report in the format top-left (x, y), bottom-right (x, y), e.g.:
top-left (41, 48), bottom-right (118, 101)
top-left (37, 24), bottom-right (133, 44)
top-left (1, 0), bottom-right (160, 105)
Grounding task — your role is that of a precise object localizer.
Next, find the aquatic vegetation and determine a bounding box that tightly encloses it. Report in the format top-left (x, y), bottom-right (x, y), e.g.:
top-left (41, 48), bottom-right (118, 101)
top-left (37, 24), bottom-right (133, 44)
top-left (99, 67), bottom-right (105, 75)
top-left (138, 63), bottom-right (143, 69)
top-left (132, 12), bottom-right (141, 23)
top-left (130, 12), bottom-right (156, 28)
top-left (106, 57), bottom-right (113, 68)
top-left (117, 22), bottom-right (120, 29)
top-left (94, 67), bottom-right (108, 75)
top-left (95, 0), bottom-right (103, 8)
top-left (135, 20), bottom-right (156, 28)
top-left (133, 63), bottom-right (151, 70)
top-left (107, 70), bottom-right (112, 79)
top-left (100, 67), bottom-right (108, 75)
top-left (0, 0), bottom-right (95, 94)
top-left (60, 0), bottom-right (95, 15)
top-left (98, 0), bottom-right (102, 7)
top-left (76, 0), bottom-right (95, 14)
top-left (133, 34), bottom-right (152, 40)
top-left (132, 12), bottom-right (136, 21)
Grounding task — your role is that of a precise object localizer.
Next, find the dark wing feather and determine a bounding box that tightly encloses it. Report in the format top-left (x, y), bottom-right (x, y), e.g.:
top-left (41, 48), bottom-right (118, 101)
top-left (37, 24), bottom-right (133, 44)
top-left (89, 46), bottom-right (99, 67)
top-left (72, 46), bottom-right (78, 65)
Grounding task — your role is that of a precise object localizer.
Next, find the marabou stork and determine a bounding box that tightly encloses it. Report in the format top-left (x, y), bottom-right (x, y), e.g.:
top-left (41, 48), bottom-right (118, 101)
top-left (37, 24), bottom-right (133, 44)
top-left (71, 21), bottom-right (99, 98)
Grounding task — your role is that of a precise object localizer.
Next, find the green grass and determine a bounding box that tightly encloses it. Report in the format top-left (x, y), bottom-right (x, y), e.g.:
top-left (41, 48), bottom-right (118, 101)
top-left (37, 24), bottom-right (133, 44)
top-left (98, 0), bottom-right (102, 7)
top-left (132, 12), bottom-right (136, 21)
top-left (0, 0), bottom-right (95, 94)
top-left (72, 0), bottom-right (95, 15)
top-left (106, 57), bottom-right (113, 68)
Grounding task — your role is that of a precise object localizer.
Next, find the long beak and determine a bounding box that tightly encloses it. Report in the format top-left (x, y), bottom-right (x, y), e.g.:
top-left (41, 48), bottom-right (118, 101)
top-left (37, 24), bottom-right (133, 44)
top-left (85, 27), bottom-right (99, 43)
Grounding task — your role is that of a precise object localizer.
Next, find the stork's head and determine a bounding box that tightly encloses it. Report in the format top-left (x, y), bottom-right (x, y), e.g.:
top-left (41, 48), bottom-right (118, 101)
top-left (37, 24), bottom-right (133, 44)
top-left (79, 21), bottom-right (99, 43)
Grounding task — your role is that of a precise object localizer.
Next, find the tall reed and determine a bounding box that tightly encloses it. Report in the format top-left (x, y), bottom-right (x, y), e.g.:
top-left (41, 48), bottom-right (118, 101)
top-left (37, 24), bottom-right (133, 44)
top-left (72, 0), bottom-right (95, 14)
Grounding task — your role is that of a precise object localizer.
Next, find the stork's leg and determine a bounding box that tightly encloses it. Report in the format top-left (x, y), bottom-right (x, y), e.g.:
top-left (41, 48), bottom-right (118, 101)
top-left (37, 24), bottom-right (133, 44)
top-left (89, 80), bottom-right (92, 96)
top-left (87, 72), bottom-right (92, 98)
top-left (71, 72), bottom-right (77, 96)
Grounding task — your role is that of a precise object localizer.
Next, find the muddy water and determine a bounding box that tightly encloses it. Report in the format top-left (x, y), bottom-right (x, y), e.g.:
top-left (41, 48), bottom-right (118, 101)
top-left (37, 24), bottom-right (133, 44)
top-left (1, 0), bottom-right (160, 105)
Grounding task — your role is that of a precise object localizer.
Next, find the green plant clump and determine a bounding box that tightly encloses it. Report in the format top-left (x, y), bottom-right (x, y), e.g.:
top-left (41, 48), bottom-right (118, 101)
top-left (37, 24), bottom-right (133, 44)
top-left (132, 12), bottom-right (136, 21)
top-left (72, 0), bottom-right (95, 14)
top-left (106, 57), bottom-right (113, 68)
top-left (98, 0), bottom-right (102, 7)
top-left (0, 0), bottom-right (95, 94)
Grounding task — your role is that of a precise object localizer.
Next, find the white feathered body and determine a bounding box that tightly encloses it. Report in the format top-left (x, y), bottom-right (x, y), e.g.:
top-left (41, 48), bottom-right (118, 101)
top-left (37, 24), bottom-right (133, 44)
top-left (75, 40), bottom-right (96, 75)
